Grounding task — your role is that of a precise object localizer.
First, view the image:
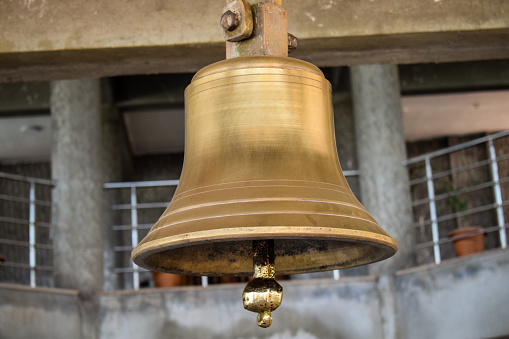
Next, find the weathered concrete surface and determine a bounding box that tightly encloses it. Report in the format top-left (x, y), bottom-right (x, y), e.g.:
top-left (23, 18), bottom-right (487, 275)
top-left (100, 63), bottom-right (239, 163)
top-left (395, 249), bottom-right (509, 339)
top-left (1, 0), bottom-right (509, 82)
top-left (351, 64), bottom-right (414, 339)
top-left (0, 81), bottom-right (49, 112)
top-left (99, 276), bottom-right (384, 339)
top-left (399, 60), bottom-right (509, 94)
top-left (51, 79), bottom-right (104, 295)
top-left (351, 64), bottom-right (415, 272)
top-left (0, 284), bottom-right (82, 339)
top-left (1, 250), bottom-right (509, 338)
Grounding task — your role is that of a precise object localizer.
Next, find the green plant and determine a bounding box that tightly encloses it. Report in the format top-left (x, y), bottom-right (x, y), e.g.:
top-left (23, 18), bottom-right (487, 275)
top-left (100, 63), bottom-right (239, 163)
top-left (438, 179), bottom-right (469, 227)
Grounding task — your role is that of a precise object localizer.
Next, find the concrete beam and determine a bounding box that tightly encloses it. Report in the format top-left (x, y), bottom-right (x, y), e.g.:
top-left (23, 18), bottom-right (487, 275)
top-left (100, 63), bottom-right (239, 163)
top-left (399, 60), bottom-right (509, 94)
top-left (1, 0), bottom-right (509, 82)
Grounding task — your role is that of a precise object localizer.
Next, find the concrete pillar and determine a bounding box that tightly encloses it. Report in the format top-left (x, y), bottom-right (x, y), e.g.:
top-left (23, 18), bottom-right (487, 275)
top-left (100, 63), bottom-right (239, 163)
top-left (351, 64), bottom-right (415, 339)
top-left (51, 79), bottom-right (104, 295)
top-left (351, 64), bottom-right (415, 273)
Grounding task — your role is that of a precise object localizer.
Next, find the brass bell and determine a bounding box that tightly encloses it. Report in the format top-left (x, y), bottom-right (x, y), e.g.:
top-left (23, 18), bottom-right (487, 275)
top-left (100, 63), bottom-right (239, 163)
top-left (132, 0), bottom-right (398, 328)
top-left (132, 56), bottom-right (398, 324)
top-left (132, 56), bottom-right (397, 275)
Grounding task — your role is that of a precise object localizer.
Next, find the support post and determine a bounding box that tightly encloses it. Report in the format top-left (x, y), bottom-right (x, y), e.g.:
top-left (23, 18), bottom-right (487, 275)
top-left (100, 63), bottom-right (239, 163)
top-left (28, 181), bottom-right (36, 288)
top-left (130, 186), bottom-right (140, 290)
top-left (488, 139), bottom-right (507, 249)
top-left (351, 64), bottom-right (415, 273)
top-left (425, 157), bottom-right (441, 264)
top-left (51, 79), bottom-right (104, 295)
top-left (51, 79), bottom-right (104, 338)
top-left (351, 64), bottom-right (415, 339)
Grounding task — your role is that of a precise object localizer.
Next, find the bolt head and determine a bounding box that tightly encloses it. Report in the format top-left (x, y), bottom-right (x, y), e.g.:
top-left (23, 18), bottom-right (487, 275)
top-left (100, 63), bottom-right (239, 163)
top-left (288, 33), bottom-right (298, 53)
top-left (221, 11), bottom-right (239, 32)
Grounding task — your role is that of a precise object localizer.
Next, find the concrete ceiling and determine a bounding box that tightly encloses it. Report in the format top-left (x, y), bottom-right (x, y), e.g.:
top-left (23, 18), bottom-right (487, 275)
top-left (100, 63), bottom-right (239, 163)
top-left (1, 0), bottom-right (509, 82)
top-left (123, 108), bottom-right (185, 156)
top-left (0, 115), bottom-right (51, 161)
top-left (0, 90), bottom-right (508, 161)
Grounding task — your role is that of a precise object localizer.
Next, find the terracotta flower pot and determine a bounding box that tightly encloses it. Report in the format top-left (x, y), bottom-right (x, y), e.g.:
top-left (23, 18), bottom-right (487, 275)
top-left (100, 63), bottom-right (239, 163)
top-left (152, 271), bottom-right (185, 288)
top-left (448, 227), bottom-right (485, 257)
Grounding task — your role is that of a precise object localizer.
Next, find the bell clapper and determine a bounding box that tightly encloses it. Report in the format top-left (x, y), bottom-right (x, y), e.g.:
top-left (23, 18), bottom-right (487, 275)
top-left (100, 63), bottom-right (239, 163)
top-left (242, 240), bottom-right (283, 328)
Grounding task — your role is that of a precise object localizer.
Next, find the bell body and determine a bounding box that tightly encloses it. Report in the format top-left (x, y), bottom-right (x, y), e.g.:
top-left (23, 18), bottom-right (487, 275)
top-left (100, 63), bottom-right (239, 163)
top-left (132, 56), bottom-right (397, 276)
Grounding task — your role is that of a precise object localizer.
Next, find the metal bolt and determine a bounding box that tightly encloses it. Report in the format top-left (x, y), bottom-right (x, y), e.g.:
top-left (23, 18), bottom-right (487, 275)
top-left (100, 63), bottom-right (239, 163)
top-left (288, 33), bottom-right (298, 53)
top-left (221, 11), bottom-right (240, 31)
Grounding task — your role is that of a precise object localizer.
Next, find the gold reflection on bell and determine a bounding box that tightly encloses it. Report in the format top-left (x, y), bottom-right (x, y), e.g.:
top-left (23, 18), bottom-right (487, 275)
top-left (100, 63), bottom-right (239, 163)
top-left (132, 56), bottom-right (398, 277)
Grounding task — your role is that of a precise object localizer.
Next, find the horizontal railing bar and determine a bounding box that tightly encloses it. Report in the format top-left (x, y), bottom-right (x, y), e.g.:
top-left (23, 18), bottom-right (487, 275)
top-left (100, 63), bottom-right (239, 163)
top-left (35, 221), bottom-right (51, 228)
top-left (343, 170), bottom-right (360, 177)
top-left (113, 267), bottom-right (149, 273)
top-left (113, 224), bottom-right (152, 231)
top-left (496, 152), bottom-right (509, 163)
top-left (0, 194), bottom-right (52, 207)
top-left (415, 224), bottom-right (508, 249)
top-left (0, 239), bottom-right (53, 250)
top-left (1, 261), bottom-right (54, 271)
top-left (409, 158), bottom-right (495, 186)
top-left (0, 217), bottom-right (51, 228)
top-left (36, 243), bottom-right (53, 250)
top-left (438, 203), bottom-right (496, 224)
top-left (111, 202), bottom-right (170, 210)
top-left (409, 176), bottom-right (428, 186)
top-left (104, 180), bottom-right (180, 189)
top-left (114, 246), bottom-right (134, 251)
top-left (0, 172), bottom-right (55, 186)
top-left (433, 159), bottom-right (492, 180)
top-left (413, 202), bottom-right (500, 227)
top-left (405, 130), bottom-right (509, 165)
top-left (412, 181), bottom-right (497, 207)
top-left (0, 239), bottom-right (28, 247)
top-left (410, 154), bottom-right (509, 186)
top-left (0, 216), bottom-right (28, 226)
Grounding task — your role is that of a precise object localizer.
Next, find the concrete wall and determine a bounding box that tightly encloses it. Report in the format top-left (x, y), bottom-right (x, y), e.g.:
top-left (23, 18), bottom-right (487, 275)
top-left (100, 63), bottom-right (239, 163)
top-left (396, 250), bottom-right (509, 339)
top-left (0, 284), bottom-right (83, 339)
top-left (99, 277), bottom-right (383, 339)
top-left (2, 250), bottom-right (508, 339)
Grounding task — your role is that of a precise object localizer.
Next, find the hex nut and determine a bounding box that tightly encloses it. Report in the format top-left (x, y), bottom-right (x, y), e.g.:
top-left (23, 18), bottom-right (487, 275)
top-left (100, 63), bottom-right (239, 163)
top-left (288, 33), bottom-right (298, 53)
top-left (221, 11), bottom-right (240, 32)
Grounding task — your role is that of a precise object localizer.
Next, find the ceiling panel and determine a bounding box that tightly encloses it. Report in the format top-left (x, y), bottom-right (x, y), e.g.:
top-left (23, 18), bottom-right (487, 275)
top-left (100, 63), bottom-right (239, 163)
top-left (0, 115), bottom-right (51, 161)
top-left (402, 90), bottom-right (509, 142)
top-left (123, 108), bottom-right (185, 156)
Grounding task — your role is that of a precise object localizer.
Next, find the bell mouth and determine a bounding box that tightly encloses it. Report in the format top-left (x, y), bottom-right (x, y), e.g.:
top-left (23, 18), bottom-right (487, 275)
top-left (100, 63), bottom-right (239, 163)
top-left (132, 226), bottom-right (397, 276)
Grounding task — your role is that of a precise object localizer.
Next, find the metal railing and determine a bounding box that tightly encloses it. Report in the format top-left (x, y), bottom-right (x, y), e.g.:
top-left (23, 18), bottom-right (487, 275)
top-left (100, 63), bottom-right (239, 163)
top-left (0, 172), bottom-right (54, 287)
top-left (105, 170), bottom-right (360, 289)
top-left (104, 180), bottom-right (179, 290)
top-left (405, 130), bottom-right (509, 265)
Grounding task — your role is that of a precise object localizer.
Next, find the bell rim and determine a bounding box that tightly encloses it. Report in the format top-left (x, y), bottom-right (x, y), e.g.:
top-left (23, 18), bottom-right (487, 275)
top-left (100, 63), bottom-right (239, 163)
top-left (132, 226), bottom-right (398, 275)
